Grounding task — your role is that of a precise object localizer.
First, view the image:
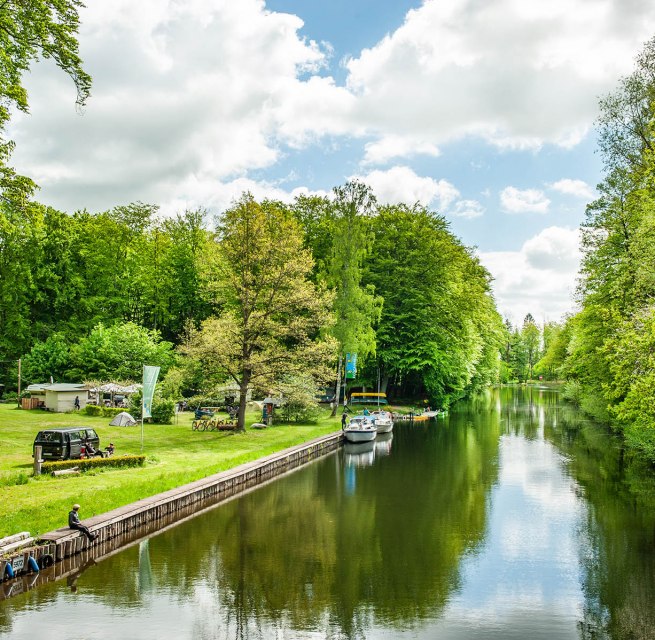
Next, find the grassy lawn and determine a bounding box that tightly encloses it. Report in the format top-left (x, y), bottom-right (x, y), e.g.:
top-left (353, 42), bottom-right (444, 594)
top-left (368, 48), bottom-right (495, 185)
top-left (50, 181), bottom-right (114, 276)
top-left (0, 403), bottom-right (341, 538)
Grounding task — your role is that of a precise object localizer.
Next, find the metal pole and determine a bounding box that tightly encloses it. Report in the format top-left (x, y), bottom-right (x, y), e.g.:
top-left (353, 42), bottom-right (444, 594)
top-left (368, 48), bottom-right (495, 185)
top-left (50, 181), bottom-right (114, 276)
top-left (17, 358), bottom-right (21, 409)
top-left (33, 445), bottom-right (42, 476)
top-left (141, 366), bottom-right (145, 453)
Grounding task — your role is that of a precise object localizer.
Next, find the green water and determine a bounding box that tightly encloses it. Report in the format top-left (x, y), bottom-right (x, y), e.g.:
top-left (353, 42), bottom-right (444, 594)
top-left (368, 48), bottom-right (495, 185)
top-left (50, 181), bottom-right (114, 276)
top-left (1, 386), bottom-right (655, 639)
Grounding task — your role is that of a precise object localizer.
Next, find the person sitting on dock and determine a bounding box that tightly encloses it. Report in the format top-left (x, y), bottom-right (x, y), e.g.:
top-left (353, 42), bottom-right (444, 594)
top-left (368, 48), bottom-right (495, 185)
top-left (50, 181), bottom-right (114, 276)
top-left (68, 504), bottom-right (98, 542)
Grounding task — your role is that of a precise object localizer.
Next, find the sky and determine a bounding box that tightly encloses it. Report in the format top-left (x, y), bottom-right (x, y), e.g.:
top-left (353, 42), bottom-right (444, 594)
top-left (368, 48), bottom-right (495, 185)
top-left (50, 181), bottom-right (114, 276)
top-left (9, 0), bottom-right (655, 324)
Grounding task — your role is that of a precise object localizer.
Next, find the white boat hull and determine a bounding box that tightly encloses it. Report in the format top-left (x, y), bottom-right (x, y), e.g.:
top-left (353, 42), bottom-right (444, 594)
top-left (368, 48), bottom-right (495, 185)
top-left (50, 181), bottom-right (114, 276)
top-left (343, 428), bottom-right (377, 443)
top-left (371, 411), bottom-right (394, 433)
top-left (374, 420), bottom-right (393, 433)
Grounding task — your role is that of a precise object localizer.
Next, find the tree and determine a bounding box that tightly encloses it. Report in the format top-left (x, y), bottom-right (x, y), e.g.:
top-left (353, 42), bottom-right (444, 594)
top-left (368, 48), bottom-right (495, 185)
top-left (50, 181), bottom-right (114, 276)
top-left (21, 333), bottom-right (72, 385)
top-left (521, 314), bottom-right (541, 380)
top-left (365, 204), bottom-right (502, 406)
top-left (69, 321), bottom-right (176, 381)
top-left (326, 182), bottom-right (381, 416)
top-left (0, 0), bottom-right (91, 200)
top-left (185, 194), bottom-right (335, 431)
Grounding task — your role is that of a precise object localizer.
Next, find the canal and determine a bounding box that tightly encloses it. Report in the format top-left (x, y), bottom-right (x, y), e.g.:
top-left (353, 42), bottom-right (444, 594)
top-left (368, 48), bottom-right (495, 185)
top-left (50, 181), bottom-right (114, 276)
top-left (1, 386), bottom-right (654, 639)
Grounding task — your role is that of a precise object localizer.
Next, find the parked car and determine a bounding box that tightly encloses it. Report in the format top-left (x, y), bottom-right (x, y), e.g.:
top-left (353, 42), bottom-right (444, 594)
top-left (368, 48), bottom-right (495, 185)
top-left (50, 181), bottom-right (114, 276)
top-left (33, 427), bottom-right (100, 461)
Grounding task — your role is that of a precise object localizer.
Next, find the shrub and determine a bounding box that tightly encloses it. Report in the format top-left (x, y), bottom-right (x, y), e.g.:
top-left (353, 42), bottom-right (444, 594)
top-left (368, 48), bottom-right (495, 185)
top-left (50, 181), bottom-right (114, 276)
top-left (83, 404), bottom-right (103, 416)
top-left (129, 390), bottom-right (175, 424)
top-left (101, 406), bottom-right (123, 418)
top-left (151, 398), bottom-right (175, 424)
top-left (561, 380), bottom-right (582, 406)
top-left (41, 455), bottom-right (146, 474)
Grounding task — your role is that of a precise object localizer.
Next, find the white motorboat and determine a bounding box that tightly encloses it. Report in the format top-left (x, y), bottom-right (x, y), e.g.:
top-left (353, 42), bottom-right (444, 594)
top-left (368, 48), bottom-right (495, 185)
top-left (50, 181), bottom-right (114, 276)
top-left (370, 409), bottom-right (394, 433)
top-left (343, 415), bottom-right (377, 443)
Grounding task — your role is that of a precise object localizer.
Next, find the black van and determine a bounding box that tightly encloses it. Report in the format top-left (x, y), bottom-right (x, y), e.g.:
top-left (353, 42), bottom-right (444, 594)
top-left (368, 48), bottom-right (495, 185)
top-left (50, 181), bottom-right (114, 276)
top-left (33, 427), bottom-right (100, 461)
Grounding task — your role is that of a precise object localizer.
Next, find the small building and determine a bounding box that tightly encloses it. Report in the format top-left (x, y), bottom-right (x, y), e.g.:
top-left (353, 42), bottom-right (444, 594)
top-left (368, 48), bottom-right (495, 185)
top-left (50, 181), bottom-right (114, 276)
top-left (24, 383), bottom-right (92, 412)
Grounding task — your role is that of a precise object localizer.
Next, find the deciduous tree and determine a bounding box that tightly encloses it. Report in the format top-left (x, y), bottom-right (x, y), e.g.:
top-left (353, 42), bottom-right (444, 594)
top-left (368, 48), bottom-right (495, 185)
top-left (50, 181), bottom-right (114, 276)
top-left (185, 195), bottom-right (335, 431)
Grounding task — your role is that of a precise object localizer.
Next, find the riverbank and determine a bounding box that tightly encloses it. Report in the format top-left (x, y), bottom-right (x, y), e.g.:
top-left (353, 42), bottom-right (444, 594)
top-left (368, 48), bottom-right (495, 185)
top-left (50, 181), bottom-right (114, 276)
top-left (0, 404), bottom-right (340, 537)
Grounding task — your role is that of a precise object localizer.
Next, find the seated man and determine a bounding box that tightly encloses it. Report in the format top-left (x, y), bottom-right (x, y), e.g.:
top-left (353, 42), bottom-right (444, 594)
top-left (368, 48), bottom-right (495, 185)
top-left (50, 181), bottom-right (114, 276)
top-left (68, 504), bottom-right (97, 541)
top-left (105, 442), bottom-right (115, 456)
top-left (84, 440), bottom-right (104, 458)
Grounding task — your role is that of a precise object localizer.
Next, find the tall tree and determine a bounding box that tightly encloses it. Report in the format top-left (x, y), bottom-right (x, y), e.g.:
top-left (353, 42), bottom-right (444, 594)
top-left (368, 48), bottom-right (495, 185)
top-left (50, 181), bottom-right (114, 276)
top-left (185, 195), bottom-right (335, 431)
top-left (521, 314), bottom-right (541, 380)
top-left (327, 182), bottom-right (381, 416)
top-left (366, 204), bottom-right (502, 406)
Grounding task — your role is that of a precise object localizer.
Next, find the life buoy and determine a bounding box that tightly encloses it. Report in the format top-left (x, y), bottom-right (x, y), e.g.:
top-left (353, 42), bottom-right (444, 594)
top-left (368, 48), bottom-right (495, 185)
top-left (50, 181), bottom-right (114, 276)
top-left (27, 557), bottom-right (40, 573)
top-left (38, 554), bottom-right (54, 569)
top-left (3, 563), bottom-right (14, 580)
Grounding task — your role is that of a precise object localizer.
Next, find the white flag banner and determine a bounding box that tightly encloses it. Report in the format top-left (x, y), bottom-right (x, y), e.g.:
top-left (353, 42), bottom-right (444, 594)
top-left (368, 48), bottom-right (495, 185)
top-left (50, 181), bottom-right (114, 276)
top-left (142, 366), bottom-right (160, 418)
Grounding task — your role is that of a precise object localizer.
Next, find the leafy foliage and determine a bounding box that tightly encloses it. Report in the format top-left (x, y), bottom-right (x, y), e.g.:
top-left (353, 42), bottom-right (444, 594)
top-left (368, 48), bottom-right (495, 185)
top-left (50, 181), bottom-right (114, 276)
top-left (559, 36), bottom-right (655, 461)
top-left (184, 195), bottom-right (336, 430)
top-left (69, 321), bottom-right (175, 381)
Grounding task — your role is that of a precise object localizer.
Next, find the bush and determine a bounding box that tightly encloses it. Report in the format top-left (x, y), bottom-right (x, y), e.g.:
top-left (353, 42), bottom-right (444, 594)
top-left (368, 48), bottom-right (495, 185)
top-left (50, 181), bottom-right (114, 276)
top-left (83, 404), bottom-right (103, 416)
top-left (102, 406), bottom-right (123, 418)
top-left (151, 398), bottom-right (175, 424)
top-left (41, 455), bottom-right (146, 474)
top-left (561, 380), bottom-right (582, 406)
top-left (129, 391), bottom-right (175, 424)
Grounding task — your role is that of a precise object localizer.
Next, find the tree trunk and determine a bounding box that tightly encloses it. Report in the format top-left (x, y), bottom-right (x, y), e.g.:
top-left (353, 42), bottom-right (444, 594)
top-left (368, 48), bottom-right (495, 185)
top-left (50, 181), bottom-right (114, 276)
top-left (237, 371), bottom-right (250, 432)
top-left (331, 353), bottom-right (343, 417)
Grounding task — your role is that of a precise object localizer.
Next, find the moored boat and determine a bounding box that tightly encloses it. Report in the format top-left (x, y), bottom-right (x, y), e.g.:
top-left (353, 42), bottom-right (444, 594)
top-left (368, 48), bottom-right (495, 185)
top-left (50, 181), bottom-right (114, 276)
top-left (343, 415), bottom-right (377, 443)
top-left (370, 409), bottom-right (394, 433)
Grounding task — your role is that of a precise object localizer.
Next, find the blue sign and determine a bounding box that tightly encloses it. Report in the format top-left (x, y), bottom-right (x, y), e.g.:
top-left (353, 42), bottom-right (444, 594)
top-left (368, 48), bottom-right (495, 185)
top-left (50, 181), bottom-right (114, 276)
top-left (345, 353), bottom-right (357, 379)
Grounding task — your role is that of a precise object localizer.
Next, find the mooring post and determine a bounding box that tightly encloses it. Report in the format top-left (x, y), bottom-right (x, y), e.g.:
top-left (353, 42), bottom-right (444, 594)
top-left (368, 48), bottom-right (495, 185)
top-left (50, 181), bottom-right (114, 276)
top-left (33, 445), bottom-right (42, 476)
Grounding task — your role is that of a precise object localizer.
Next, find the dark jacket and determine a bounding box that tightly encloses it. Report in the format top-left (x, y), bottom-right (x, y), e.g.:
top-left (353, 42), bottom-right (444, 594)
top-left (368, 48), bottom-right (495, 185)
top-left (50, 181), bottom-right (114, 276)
top-left (69, 510), bottom-right (81, 527)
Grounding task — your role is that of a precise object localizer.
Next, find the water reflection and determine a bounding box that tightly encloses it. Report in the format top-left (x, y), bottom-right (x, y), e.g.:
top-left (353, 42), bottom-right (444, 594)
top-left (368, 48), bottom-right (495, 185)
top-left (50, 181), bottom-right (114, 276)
top-left (1, 388), bottom-right (654, 639)
top-left (374, 432), bottom-right (393, 457)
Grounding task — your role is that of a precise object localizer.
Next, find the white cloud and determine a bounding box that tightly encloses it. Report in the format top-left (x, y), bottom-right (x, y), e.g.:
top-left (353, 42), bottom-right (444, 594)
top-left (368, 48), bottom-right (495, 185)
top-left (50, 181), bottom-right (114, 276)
top-left (450, 199), bottom-right (485, 219)
top-left (478, 226), bottom-right (581, 323)
top-left (500, 187), bottom-right (550, 214)
top-left (362, 136), bottom-right (440, 165)
top-left (9, 0), bottom-right (344, 213)
top-left (352, 166), bottom-right (458, 208)
top-left (7, 0), bottom-right (655, 217)
top-left (162, 176), bottom-right (329, 217)
top-left (549, 178), bottom-right (595, 199)
top-left (344, 0), bottom-right (655, 149)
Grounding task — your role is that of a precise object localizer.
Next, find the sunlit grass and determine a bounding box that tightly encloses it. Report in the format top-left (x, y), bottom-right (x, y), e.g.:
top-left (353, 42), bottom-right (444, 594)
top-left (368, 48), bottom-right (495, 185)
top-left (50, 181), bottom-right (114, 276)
top-left (0, 403), bottom-right (340, 537)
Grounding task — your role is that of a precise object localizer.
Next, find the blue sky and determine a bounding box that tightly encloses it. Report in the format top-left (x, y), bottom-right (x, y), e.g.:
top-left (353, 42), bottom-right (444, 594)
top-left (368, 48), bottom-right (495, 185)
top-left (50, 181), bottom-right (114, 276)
top-left (9, 0), bottom-right (655, 323)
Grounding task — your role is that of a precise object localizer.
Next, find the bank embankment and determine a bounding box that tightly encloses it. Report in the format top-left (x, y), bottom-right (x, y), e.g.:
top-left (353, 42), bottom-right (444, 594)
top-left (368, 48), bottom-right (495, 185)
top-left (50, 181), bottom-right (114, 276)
top-left (1, 430), bottom-right (343, 598)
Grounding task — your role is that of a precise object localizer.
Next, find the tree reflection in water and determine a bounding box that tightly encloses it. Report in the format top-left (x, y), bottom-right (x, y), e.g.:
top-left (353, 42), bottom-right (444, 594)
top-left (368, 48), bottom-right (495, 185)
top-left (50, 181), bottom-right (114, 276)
top-left (1, 388), bottom-right (654, 640)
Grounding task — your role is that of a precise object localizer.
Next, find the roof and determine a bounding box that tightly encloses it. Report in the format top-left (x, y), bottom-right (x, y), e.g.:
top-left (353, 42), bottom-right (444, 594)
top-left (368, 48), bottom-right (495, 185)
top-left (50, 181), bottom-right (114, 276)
top-left (26, 383), bottom-right (89, 393)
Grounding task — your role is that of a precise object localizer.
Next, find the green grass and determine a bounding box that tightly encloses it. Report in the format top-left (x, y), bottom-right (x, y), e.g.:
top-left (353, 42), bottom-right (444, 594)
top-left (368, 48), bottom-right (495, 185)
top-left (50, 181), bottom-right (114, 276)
top-left (0, 403), bottom-right (340, 538)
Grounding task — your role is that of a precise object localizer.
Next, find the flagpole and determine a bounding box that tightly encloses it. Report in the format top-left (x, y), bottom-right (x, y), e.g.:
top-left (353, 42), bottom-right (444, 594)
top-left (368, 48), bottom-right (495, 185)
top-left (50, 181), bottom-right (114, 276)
top-left (141, 365), bottom-right (145, 453)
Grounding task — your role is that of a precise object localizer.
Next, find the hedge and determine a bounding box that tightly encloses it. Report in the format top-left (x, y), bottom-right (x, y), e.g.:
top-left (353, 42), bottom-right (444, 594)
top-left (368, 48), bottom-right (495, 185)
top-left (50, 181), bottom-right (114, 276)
top-left (41, 455), bottom-right (146, 475)
top-left (82, 405), bottom-right (124, 417)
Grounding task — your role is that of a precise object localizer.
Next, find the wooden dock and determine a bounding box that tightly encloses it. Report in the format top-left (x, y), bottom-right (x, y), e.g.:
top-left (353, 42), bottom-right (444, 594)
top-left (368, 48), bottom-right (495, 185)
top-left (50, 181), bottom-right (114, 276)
top-left (1, 430), bottom-right (343, 599)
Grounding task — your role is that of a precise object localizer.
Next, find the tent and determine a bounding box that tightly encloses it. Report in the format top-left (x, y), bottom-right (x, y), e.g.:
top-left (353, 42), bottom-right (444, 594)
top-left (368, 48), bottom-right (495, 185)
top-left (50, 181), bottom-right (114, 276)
top-left (110, 411), bottom-right (137, 427)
